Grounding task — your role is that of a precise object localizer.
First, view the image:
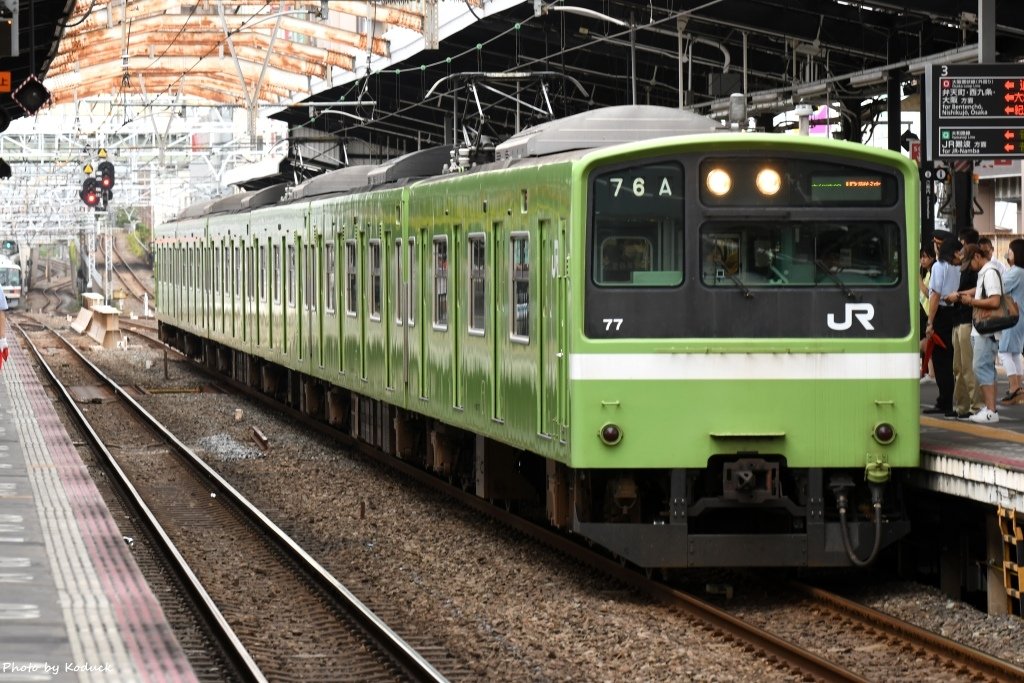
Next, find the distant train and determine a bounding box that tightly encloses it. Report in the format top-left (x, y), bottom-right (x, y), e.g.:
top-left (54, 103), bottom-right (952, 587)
top-left (155, 105), bottom-right (921, 568)
top-left (0, 253), bottom-right (23, 309)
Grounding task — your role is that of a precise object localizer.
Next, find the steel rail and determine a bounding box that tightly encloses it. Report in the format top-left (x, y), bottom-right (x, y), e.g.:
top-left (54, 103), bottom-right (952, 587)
top-left (24, 323), bottom-right (450, 683)
top-left (15, 322), bottom-right (267, 683)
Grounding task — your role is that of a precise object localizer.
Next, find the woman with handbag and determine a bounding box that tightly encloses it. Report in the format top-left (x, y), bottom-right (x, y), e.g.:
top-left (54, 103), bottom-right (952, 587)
top-left (959, 243), bottom-right (1019, 423)
top-left (998, 239), bottom-right (1024, 405)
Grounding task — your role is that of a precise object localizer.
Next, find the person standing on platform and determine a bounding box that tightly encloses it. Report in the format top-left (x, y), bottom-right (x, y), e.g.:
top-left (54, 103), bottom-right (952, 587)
top-left (980, 237), bottom-right (1007, 272)
top-left (960, 243), bottom-right (1003, 423)
top-left (924, 235), bottom-right (962, 416)
top-left (0, 283), bottom-right (8, 370)
top-left (919, 247), bottom-right (937, 381)
top-left (949, 229), bottom-right (981, 419)
top-left (998, 238), bottom-right (1024, 405)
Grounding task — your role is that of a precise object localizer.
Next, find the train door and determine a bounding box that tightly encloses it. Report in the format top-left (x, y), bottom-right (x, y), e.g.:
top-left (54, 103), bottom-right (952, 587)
top-left (539, 219), bottom-right (565, 439)
top-left (411, 234), bottom-right (424, 399)
top-left (490, 219), bottom-right (503, 422)
top-left (305, 239), bottom-right (319, 367)
top-left (296, 234), bottom-right (304, 360)
top-left (389, 232), bottom-right (401, 392)
top-left (452, 224), bottom-right (463, 409)
top-left (310, 235), bottom-right (321, 368)
top-left (359, 229), bottom-right (368, 381)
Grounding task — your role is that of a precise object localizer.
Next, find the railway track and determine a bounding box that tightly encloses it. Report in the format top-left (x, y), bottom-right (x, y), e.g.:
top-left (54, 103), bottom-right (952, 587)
top-left (112, 242), bottom-right (154, 301)
top-left (73, 322), bottom-right (1024, 681)
top-left (17, 322), bottom-right (452, 683)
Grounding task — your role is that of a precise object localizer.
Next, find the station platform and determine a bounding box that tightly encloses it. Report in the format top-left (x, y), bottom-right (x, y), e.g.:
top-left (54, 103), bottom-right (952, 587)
top-left (916, 378), bottom-right (1024, 512)
top-left (0, 339), bottom-right (196, 681)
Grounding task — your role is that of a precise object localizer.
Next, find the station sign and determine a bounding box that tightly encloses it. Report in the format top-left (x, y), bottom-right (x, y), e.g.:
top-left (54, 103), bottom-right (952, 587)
top-left (930, 64), bottom-right (1024, 160)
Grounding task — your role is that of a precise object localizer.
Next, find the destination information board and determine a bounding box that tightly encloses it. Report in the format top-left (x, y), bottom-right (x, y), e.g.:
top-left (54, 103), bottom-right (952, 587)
top-left (931, 64), bottom-right (1024, 160)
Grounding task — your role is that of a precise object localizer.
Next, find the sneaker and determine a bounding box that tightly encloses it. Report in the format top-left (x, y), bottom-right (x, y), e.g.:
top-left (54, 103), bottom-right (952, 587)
top-left (920, 375), bottom-right (935, 384)
top-left (968, 408), bottom-right (999, 424)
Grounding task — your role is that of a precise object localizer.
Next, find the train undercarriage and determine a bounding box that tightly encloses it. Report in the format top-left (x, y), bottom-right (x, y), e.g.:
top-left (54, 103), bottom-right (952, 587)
top-left (163, 325), bottom-right (910, 569)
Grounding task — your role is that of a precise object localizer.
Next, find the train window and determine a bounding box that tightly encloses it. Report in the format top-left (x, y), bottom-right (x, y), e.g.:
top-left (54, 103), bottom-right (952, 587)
top-left (369, 240), bottom-right (382, 321)
top-left (407, 238), bottom-right (416, 326)
top-left (699, 221), bottom-right (902, 288)
top-left (394, 238), bottom-right (403, 325)
top-left (590, 162), bottom-right (684, 287)
top-left (287, 245), bottom-right (296, 307)
top-left (259, 245), bottom-right (267, 301)
top-left (345, 240), bottom-right (357, 316)
top-left (221, 244), bottom-right (228, 299)
top-left (468, 234), bottom-right (486, 335)
top-left (510, 233), bottom-right (529, 342)
top-left (305, 245), bottom-right (317, 312)
top-left (273, 244), bottom-right (281, 304)
top-left (433, 236), bottom-right (448, 329)
top-left (247, 247), bottom-right (255, 299)
top-left (205, 244), bottom-right (212, 292)
top-left (234, 246), bottom-right (241, 299)
top-left (325, 242), bottom-right (336, 313)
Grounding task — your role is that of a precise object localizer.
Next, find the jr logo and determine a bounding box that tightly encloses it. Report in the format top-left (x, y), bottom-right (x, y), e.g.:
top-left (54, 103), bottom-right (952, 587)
top-left (827, 303), bottom-right (875, 331)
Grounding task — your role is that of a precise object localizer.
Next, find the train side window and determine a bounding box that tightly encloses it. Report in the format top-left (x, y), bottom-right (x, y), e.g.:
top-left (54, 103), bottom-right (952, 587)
top-left (259, 244), bottom-right (267, 301)
top-left (369, 239), bottom-right (382, 321)
top-left (433, 236), bottom-right (448, 330)
top-left (510, 233), bottom-right (529, 342)
top-left (325, 241), bottom-right (336, 313)
top-left (305, 244), bottom-right (318, 312)
top-left (247, 247), bottom-right (255, 299)
top-left (468, 233), bottom-right (486, 335)
top-left (407, 237), bottom-right (416, 326)
top-left (394, 238), bottom-right (403, 325)
top-left (345, 240), bottom-right (358, 317)
top-left (287, 244), bottom-right (296, 307)
top-left (272, 243), bottom-right (281, 304)
top-left (234, 246), bottom-right (241, 299)
top-left (205, 244), bottom-right (212, 292)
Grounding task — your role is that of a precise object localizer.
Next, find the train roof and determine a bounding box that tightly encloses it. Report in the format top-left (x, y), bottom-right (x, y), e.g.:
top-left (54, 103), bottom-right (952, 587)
top-left (493, 105), bottom-right (718, 162)
top-left (241, 183), bottom-right (287, 210)
top-left (289, 165), bottom-right (374, 201)
top-left (367, 146), bottom-right (451, 188)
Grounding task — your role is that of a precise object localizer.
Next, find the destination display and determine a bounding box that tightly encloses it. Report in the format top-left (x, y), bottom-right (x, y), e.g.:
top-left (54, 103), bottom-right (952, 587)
top-left (931, 64), bottom-right (1024, 160)
top-left (938, 127), bottom-right (1024, 157)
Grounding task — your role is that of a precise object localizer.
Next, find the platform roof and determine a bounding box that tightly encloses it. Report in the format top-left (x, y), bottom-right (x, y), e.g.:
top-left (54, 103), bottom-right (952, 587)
top-left (279, 0), bottom-right (1024, 151)
top-left (4, 1), bottom-right (1024, 156)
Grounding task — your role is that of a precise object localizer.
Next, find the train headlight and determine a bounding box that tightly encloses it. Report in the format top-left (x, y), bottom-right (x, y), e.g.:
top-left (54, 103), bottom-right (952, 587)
top-left (705, 168), bottom-right (732, 196)
top-left (872, 422), bottom-right (896, 445)
top-left (599, 423), bottom-right (623, 446)
top-left (756, 168), bottom-right (782, 196)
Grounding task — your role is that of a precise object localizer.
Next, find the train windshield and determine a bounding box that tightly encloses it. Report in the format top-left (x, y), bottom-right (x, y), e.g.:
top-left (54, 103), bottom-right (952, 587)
top-left (700, 221), bottom-right (901, 288)
top-left (591, 162), bottom-right (684, 287)
top-left (0, 267), bottom-right (20, 287)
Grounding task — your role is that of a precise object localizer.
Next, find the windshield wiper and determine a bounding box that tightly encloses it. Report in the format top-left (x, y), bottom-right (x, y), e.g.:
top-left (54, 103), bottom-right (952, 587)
top-left (714, 258), bottom-right (753, 299)
top-left (814, 259), bottom-right (857, 300)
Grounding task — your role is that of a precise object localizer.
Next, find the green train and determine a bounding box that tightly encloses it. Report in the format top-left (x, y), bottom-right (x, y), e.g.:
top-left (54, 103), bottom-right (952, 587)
top-left (156, 105), bottom-right (921, 568)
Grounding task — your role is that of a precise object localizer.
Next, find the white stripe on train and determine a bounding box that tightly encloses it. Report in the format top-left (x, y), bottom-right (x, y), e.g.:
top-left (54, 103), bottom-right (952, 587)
top-left (569, 352), bottom-right (920, 381)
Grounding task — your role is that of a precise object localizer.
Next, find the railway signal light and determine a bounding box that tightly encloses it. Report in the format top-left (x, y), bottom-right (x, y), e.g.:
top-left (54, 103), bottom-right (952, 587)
top-left (80, 177), bottom-right (100, 208)
top-left (97, 160), bottom-right (115, 191)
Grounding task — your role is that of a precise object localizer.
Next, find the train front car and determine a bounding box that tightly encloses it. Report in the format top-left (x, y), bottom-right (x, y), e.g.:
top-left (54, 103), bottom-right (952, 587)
top-left (0, 254), bottom-right (23, 309)
top-left (568, 133), bottom-right (920, 568)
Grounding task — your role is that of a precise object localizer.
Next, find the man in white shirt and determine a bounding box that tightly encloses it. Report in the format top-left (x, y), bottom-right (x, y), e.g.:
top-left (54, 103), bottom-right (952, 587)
top-left (959, 243), bottom-right (1004, 423)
